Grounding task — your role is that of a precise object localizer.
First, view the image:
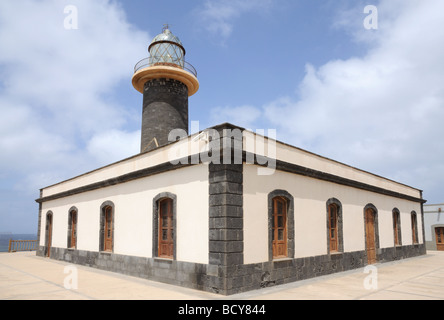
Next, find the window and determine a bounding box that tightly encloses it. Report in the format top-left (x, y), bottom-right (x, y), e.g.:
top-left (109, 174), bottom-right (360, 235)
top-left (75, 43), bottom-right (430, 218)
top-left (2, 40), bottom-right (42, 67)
top-left (326, 198), bottom-right (343, 254)
top-left (45, 211), bottom-right (53, 258)
top-left (411, 211), bottom-right (418, 244)
top-left (392, 209), bottom-right (401, 246)
top-left (68, 207), bottom-right (78, 249)
top-left (153, 193), bottom-right (177, 260)
top-left (104, 206), bottom-right (112, 251)
top-left (272, 196), bottom-right (287, 259)
top-left (328, 204), bottom-right (339, 252)
top-left (100, 201), bottom-right (114, 252)
top-left (268, 190), bottom-right (294, 260)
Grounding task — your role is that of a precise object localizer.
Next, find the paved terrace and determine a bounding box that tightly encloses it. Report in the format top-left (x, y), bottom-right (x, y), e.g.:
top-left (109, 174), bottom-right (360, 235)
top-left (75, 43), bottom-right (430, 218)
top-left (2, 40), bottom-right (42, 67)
top-left (0, 251), bottom-right (443, 300)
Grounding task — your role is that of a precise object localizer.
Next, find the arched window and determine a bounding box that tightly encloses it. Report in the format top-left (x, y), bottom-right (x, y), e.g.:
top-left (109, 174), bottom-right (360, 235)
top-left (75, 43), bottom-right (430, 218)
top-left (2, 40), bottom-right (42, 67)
top-left (272, 196), bottom-right (287, 259)
top-left (100, 201), bottom-right (114, 252)
top-left (326, 198), bottom-right (343, 254)
top-left (411, 211), bottom-right (418, 244)
top-left (392, 208), bottom-right (402, 246)
top-left (153, 193), bottom-right (177, 260)
top-left (268, 190), bottom-right (294, 260)
top-left (67, 207), bottom-right (78, 249)
top-left (45, 211), bottom-right (53, 258)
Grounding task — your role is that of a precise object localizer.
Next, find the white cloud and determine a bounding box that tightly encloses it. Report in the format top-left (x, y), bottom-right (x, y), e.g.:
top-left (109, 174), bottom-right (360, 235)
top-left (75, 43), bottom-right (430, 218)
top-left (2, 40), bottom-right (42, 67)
top-left (211, 0), bottom-right (444, 202)
top-left (209, 105), bottom-right (262, 129)
top-left (87, 129), bottom-right (141, 165)
top-left (195, 0), bottom-right (273, 42)
top-left (0, 0), bottom-right (148, 232)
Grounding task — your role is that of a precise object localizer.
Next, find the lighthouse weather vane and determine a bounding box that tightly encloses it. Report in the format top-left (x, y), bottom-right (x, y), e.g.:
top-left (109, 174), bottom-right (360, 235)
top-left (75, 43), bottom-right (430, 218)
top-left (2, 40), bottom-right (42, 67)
top-left (163, 23), bottom-right (171, 31)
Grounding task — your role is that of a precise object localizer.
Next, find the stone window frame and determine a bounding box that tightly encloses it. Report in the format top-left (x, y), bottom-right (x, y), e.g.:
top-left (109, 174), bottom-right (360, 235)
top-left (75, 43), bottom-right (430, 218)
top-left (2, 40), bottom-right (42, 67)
top-left (392, 208), bottom-right (402, 246)
top-left (411, 211), bottom-right (419, 244)
top-left (363, 203), bottom-right (380, 252)
top-left (99, 201), bottom-right (115, 253)
top-left (67, 206), bottom-right (78, 249)
top-left (326, 198), bottom-right (344, 254)
top-left (152, 192), bottom-right (177, 260)
top-left (267, 190), bottom-right (294, 261)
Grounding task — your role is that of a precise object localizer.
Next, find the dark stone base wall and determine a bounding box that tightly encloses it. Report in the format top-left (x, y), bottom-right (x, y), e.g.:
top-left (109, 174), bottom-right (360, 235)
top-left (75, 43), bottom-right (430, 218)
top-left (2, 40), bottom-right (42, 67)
top-left (426, 241), bottom-right (437, 251)
top-left (36, 243), bottom-right (426, 296)
top-left (378, 244), bottom-right (426, 262)
top-left (36, 246), bottom-right (219, 293)
top-left (209, 244), bottom-right (426, 295)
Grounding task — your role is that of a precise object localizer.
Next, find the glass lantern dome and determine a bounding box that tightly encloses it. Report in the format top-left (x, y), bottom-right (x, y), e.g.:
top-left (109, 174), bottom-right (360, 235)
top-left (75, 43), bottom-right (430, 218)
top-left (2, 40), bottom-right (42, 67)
top-left (132, 26), bottom-right (199, 95)
top-left (148, 27), bottom-right (185, 68)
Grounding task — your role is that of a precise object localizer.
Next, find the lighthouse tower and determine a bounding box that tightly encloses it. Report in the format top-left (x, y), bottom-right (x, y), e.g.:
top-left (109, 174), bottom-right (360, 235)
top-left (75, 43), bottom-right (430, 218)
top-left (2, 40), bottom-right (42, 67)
top-left (132, 26), bottom-right (199, 153)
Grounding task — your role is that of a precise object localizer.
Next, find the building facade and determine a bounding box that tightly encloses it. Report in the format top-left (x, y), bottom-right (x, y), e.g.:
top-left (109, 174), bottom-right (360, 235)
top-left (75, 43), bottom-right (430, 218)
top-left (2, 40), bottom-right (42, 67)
top-left (36, 123), bottom-right (426, 295)
top-left (35, 28), bottom-right (426, 295)
top-left (424, 203), bottom-right (444, 251)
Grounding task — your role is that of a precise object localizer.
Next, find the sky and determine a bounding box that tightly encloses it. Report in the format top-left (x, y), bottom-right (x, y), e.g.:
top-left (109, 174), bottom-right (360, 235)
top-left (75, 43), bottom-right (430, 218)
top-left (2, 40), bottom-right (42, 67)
top-left (0, 0), bottom-right (443, 233)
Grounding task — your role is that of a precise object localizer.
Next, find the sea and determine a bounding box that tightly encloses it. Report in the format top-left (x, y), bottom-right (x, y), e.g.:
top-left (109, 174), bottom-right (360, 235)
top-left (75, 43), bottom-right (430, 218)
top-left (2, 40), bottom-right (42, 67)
top-left (0, 233), bottom-right (37, 252)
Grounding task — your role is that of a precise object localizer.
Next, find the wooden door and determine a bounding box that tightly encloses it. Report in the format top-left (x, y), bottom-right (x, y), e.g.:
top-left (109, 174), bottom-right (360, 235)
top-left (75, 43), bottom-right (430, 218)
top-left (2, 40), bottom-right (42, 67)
top-left (46, 215), bottom-right (52, 257)
top-left (365, 208), bottom-right (377, 264)
top-left (411, 214), bottom-right (418, 244)
top-left (436, 227), bottom-right (444, 251)
top-left (104, 206), bottom-right (113, 252)
top-left (159, 198), bottom-right (174, 259)
top-left (272, 197), bottom-right (287, 259)
top-left (393, 211), bottom-right (400, 246)
top-left (70, 211), bottom-right (77, 248)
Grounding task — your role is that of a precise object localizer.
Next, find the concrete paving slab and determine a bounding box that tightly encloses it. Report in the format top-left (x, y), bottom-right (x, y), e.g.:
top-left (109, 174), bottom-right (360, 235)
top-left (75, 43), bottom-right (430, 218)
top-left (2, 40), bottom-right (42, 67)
top-left (0, 252), bottom-right (219, 300)
top-left (1, 251), bottom-right (444, 300)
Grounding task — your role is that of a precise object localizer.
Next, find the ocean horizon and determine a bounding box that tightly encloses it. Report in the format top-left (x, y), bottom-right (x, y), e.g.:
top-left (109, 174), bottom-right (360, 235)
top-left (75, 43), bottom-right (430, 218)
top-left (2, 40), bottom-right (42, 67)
top-left (0, 234), bottom-right (37, 252)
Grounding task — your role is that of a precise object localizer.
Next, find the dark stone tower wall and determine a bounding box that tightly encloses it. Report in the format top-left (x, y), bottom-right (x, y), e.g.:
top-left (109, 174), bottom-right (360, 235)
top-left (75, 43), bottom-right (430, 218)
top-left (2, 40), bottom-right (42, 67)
top-left (141, 78), bottom-right (188, 152)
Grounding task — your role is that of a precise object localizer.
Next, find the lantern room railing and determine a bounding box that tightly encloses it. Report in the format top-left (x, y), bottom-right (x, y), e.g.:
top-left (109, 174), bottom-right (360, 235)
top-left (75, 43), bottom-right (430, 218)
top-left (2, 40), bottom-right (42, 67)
top-left (134, 58), bottom-right (197, 77)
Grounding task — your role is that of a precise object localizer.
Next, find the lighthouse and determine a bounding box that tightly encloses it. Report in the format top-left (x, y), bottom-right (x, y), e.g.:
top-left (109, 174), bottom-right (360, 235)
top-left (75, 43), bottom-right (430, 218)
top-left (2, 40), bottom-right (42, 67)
top-left (132, 26), bottom-right (199, 153)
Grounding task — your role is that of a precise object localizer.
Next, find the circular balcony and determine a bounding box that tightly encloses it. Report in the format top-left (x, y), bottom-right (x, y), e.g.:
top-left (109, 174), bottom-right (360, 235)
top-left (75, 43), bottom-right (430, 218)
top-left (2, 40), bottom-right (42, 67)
top-left (134, 58), bottom-right (197, 77)
top-left (132, 58), bottom-right (199, 96)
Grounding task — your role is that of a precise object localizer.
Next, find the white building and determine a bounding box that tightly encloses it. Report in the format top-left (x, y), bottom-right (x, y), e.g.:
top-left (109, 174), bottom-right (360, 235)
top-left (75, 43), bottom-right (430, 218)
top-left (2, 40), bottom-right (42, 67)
top-left (35, 28), bottom-right (426, 295)
top-left (424, 203), bottom-right (444, 251)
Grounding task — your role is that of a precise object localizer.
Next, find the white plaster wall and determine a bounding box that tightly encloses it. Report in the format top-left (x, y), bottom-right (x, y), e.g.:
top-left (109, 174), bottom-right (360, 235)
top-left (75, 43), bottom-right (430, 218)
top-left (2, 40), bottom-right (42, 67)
top-left (40, 164), bottom-right (209, 264)
top-left (42, 133), bottom-right (208, 198)
top-left (424, 213), bottom-right (444, 241)
top-left (242, 130), bottom-right (422, 199)
top-left (243, 164), bottom-right (423, 264)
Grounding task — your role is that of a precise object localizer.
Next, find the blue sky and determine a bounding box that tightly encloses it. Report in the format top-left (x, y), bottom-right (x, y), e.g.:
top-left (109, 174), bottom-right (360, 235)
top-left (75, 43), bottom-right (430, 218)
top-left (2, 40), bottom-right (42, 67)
top-left (1, 0), bottom-right (443, 233)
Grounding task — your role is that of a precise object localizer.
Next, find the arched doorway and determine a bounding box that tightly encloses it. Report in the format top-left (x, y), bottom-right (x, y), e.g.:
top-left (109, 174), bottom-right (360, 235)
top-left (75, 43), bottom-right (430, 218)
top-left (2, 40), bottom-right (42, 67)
top-left (364, 206), bottom-right (378, 264)
top-left (45, 212), bottom-right (53, 258)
